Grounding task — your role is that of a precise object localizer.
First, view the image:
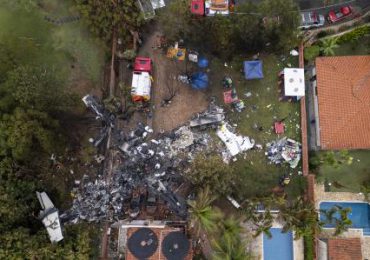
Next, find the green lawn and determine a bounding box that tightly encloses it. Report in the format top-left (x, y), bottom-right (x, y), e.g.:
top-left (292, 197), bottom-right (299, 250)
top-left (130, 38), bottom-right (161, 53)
top-left (335, 35), bottom-right (370, 56)
top-left (206, 54), bottom-right (304, 199)
top-left (0, 1), bottom-right (105, 83)
top-left (316, 150), bottom-right (370, 192)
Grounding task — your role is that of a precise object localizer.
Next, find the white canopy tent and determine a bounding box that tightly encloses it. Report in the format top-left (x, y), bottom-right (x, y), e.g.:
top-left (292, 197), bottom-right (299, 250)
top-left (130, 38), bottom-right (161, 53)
top-left (284, 68), bottom-right (305, 97)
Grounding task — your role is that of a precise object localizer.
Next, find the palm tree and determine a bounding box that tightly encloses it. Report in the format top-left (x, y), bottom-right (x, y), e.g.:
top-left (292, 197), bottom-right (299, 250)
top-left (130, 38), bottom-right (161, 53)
top-left (188, 186), bottom-right (223, 236)
top-left (211, 232), bottom-right (253, 260)
top-left (320, 205), bottom-right (352, 236)
top-left (334, 207), bottom-right (352, 236)
top-left (320, 206), bottom-right (337, 224)
top-left (248, 209), bottom-right (273, 238)
top-left (254, 224), bottom-right (272, 239)
top-left (280, 197), bottom-right (321, 239)
top-left (221, 216), bottom-right (244, 242)
top-left (320, 37), bottom-right (339, 56)
top-left (242, 197), bottom-right (276, 238)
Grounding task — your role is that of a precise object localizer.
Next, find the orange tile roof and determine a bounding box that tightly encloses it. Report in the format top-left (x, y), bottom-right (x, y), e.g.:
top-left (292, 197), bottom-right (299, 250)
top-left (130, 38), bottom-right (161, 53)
top-left (328, 238), bottom-right (362, 260)
top-left (315, 56), bottom-right (370, 150)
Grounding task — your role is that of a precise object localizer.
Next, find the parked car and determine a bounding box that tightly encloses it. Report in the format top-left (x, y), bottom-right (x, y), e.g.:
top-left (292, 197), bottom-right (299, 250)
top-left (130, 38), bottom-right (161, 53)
top-left (327, 5), bottom-right (352, 23)
top-left (206, 0), bottom-right (230, 16)
top-left (299, 12), bottom-right (325, 29)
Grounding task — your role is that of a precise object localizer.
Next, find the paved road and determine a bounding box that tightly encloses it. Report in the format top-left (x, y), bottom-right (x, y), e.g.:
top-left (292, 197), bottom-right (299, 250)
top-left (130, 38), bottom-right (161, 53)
top-left (234, 0), bottom-right (370, 11)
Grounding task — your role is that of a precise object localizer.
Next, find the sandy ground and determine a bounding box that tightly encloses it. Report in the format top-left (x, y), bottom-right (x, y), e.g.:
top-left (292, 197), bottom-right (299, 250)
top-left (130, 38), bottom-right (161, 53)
top-left (139, 31), bottom-right (209, 134)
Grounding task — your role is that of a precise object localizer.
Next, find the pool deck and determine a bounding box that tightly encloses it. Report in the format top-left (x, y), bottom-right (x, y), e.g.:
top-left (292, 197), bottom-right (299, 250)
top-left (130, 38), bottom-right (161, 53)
top-left (314, 183), bottom-right (366, 208)
top-left (314, 183), bottom-right (370, 259)
top-left (242, 219), bottom-right (304, 260)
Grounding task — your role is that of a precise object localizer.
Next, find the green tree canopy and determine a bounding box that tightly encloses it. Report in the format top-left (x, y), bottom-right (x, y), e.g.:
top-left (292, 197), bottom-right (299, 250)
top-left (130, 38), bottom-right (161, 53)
top-left (0, 225), bottom-right (96, 259)
top-left (304, 45), bottom-right (320, 61)
top-left (320, 37), bottom-right (340, 56)
top-left (0, 2), bottom-right (100, 258)
top-left (75, 0), bottom-right (143, 42)
top-left (0, 66), bottom-right (75, 114)
top-left (0, 108), bottom-right (61, 161)
top-left (187, 154), bottom-right (236, 195)
top-left (211, 216), bottom-right (253, 260)
top-left (188, 186), bottom-right (223, 236)
top-left (260, 0), bottom-right (300, 52)
top-left (159, 0), bottom-right (300, 58)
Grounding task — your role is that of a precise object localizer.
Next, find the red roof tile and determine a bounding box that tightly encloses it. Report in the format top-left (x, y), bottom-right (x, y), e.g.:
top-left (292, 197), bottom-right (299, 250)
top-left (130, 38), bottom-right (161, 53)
top-left (328, 238), bottom-right (362, 260)
top-left (315, 56), bottom-right (370, 150)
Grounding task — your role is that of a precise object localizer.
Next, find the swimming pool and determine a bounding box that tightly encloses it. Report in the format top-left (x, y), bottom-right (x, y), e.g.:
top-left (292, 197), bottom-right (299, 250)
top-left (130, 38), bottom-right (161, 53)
top-left (319, 202), bottom-right (370, 235)
top-left (263, 228), bottom-right (293, 260)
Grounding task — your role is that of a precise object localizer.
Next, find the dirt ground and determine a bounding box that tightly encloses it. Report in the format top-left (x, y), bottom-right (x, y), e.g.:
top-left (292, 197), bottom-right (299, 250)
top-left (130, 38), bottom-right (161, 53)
top-left (139, 31), bottom-right (209, 134)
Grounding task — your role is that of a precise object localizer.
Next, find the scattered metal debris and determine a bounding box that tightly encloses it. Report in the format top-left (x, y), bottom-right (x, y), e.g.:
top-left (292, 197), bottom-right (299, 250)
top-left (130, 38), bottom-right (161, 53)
top-left (65, 97), bottom-right (260, 223)
top-left (227, 196), bottom-right (241, 209)
top-left (265, 137), bottom-right (301, 168)
top-left (189, 103), bottom-right (225, 128)
top-left (217, 123), bottom-right (255, 162)
top-left (36, 192), bottom-right (63, 243)
top-left (64, 120), bottom-right (215, 222)
top-left (82, 95), bottom-right (115, 147)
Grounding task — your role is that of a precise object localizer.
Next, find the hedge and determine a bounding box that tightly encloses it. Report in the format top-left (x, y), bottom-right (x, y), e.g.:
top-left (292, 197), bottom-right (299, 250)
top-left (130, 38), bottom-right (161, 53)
top-left (304, 45), bottom-right (320, 61)
top-left (337, 25), bottom-right (370, 44)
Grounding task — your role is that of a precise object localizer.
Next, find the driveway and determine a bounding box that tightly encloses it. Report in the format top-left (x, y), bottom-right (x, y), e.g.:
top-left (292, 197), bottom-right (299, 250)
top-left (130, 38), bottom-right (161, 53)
top-left (234, 0), bottom-right (370, 11)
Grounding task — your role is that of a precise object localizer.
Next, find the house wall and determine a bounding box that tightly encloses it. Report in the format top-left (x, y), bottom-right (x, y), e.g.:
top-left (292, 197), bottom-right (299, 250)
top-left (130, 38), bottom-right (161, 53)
top-left (311, 78), bottom-right (321, 148)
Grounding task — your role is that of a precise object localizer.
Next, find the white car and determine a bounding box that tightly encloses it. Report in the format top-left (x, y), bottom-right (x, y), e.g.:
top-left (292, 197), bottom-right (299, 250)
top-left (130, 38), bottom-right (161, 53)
top-left (299, 12), bottom-right (325, 30)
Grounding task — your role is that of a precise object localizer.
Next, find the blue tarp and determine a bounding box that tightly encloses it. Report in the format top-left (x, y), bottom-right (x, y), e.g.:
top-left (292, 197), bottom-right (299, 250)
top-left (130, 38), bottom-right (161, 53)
top-left (243, 60), bottom-right (264, 80)
top-left (191, 72), bottom-right (208, 90)
top-left (198, 57), bottom-right (209, 68)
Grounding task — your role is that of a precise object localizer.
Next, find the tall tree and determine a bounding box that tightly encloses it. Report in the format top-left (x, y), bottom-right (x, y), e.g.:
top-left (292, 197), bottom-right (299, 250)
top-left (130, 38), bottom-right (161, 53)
top-left (0, 108), bottom-right (61, 161)
top-left (74, 0), bottom-right (143, 42)
top-left (320, 37), bottom-right (339, 56)
top-left (279, 197), bottom-right (321, 239)
top-left (212, 234), bottom-right (253, 260)
top-left (232, 2), bottom-right (264, 52)
top-left (188, 186), bottom-right (223, 236)
top-left (203, 16), bottom-right (234, 57)
top-left (0, 65), bottom-right (76, 114)
top-left (187, 154), bottom-right (236, 195)
top-left (259, 0), bottom-right (300, 52)
top-left (158, 0), bottom-right (195, 42)
top-left (211, 216), bottom-right (253, 260)
top-left (321, 205), bottom-right (352, 236)
top-left (159, 0), bottom-right (299, 58)
top-left (220, 216), bottom-right (244, 243)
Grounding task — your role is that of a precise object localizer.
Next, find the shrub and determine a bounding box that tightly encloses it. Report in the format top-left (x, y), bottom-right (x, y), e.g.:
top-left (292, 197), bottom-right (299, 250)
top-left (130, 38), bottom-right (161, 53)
top-left (338, 24), bottom-right (352, 32)
top-left (304, 45), bottom-right (320, 61)
top-left (316, 31), bottom-right (327, 38)
top-left (325, 29), bottom-right (336, 36)
top-left (353, 19), bottom-right (365, 27)
top-left (337, 25), bottom-right (370, 44)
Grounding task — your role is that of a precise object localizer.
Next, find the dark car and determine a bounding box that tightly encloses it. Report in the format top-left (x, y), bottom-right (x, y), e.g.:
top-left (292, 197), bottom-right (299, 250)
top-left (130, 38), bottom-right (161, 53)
top-left (327, 5), bottom-right (352, 23)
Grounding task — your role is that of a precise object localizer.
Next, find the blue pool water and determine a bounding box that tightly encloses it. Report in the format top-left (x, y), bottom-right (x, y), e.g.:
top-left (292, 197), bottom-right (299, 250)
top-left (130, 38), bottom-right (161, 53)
top-left (263, 228), bottom-right (293, 260)
top-left (319, 202), bottom-right (370, 235)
